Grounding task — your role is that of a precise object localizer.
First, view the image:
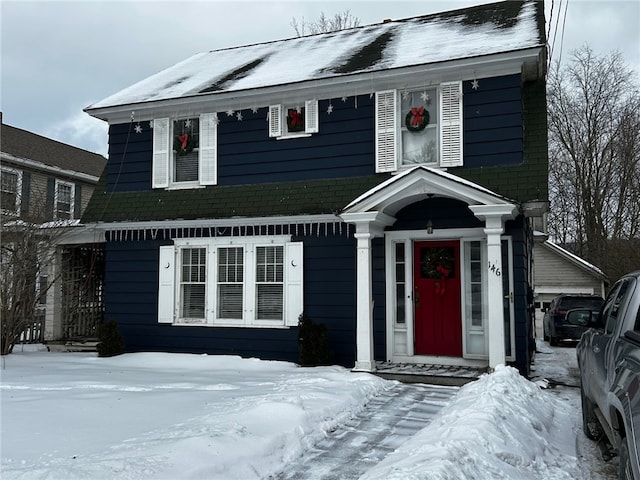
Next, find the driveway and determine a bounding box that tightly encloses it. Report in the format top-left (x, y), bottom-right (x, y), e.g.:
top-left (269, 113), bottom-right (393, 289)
top-left (531, 340), bottom-right (617, 480)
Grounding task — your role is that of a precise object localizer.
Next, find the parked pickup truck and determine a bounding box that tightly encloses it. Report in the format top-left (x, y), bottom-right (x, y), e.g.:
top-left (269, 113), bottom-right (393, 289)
top-left (570, 270), bottom-right (640, 480)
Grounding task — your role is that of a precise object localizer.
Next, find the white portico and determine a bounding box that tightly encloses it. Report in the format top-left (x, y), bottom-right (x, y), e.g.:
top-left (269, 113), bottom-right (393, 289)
top-left (340, 167), bottom-right (519, 372)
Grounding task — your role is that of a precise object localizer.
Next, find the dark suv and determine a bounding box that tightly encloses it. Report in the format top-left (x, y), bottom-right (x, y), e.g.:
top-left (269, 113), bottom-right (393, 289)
top-left (543, 294), bottom-right (604, 345)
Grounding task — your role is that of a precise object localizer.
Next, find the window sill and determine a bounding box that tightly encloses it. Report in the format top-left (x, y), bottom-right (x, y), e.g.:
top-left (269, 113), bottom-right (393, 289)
top-left (276, 133), bottom-right (312, 140)
top-left (399, 162), bottom-right (439, 169)
top-left (171, 321), bottom-right (291, 329)
top-left (165, 183), bottom-right (206, 191)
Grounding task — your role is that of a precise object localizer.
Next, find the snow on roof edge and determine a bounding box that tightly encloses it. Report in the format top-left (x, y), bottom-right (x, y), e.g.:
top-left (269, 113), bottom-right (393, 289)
top-left (543, 240), bottom-right (607, 279)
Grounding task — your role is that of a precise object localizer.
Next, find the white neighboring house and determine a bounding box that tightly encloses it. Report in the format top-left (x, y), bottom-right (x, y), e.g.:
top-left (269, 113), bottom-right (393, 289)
top-left (532, 233), bottom-right (608, 337)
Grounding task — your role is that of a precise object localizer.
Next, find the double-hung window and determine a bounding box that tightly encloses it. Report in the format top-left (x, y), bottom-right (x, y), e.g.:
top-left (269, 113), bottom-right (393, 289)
top-left (173, 118), bottom-right (200, 183)
top-left (1, 167), bottom-right (21, 215)
top-left (55, 180), bottom-right (74, 220)
top-left (269, 100), bottom-right (319, 139)
top-left (152, 113), bottom-right (217, 189)
top-left (158, 237), bottom-right (303, 327)
top-left (217, 247), bottom-right (244, 321)
top-left (255, 246), bottom-right (284, 320)
top-left (375, 82), bottom-right (463, 173)
top-left (179, 247), bottom-right (207, 322)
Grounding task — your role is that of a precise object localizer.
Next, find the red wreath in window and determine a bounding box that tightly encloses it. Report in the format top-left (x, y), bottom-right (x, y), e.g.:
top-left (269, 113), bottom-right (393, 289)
top-left (405, 106), bottom-right (430, 132)
top-left (174, 133), bottom-right (197, 156)
top-left (286, 109), bottom-right (305, 132)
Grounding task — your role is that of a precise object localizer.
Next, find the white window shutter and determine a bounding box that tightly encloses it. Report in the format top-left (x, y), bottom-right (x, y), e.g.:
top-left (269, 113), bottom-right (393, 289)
top-left (284, 242), bottom-right (304, 327)
top-left (269, 105), bottom-right (283, 138)
top-left (304, 100), bottom-right (319, 133)
top-left (199, 112), bottom-right (217, 185)
top-left (158, 245), bottom-right (175, 324)
top-left (152, 118), bottom-right (170, 188)
top-left (439, 81), bottom-right (463, 167)
top-left (375, 90), bottom-right (398, 173)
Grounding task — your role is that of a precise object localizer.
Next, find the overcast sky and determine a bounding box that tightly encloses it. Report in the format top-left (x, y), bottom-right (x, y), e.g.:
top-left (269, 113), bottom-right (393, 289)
top-left (1, 0), bottom-right (639, 157)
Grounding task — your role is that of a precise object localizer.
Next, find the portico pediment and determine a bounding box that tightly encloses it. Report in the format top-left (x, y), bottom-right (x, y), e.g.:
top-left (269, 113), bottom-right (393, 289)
top-left (342, 166), bottom-right (519, 217)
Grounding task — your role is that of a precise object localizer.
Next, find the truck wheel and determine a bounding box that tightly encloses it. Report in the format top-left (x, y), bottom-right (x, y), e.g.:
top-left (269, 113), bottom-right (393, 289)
top-left (619, 436), bottom-right (632, 480)
top-left (581, 385), bottom-right (603, 440)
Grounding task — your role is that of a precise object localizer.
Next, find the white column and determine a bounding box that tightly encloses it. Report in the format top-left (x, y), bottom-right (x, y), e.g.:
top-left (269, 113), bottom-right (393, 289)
top-left (353, 230), bottom-right (375, 371)
top-left (485, 222), bottom-right (505, 369)
top-left (469, 204), bottom-right (518, 371)
top-left (340, 211), bottom-right (395, 372)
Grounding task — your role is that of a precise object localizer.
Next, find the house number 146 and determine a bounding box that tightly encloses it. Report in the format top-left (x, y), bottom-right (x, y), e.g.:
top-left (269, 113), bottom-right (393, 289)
top-left (488, 263), bottom-right (502, 277)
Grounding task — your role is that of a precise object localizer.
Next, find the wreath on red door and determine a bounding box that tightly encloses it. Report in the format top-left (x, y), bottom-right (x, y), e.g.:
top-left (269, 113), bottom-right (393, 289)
top-left (421, 247), bottom-right (454, 297)
top-left (421, 247), bottom-right (454, 279)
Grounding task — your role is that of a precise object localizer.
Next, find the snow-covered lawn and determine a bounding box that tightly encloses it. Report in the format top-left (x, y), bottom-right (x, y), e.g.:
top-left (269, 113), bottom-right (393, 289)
top-left (0, 343), bottom-right (615, 479)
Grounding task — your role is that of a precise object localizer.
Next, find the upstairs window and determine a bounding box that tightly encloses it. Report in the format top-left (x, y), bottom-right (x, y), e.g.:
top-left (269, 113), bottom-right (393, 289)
top-left (54, 180), bottom-right (74, 220)
top-left (400, 88), bottom-right (438, 165)
top-left (152, 113), bottom-right (217, 189)
top-left (173, 117), bottom-right (200, 183)
top-left (269, 100), bottom-right (319, 139)
top-left (375, 82), bottom-right (463, 173)
top-left (1, 167), bottom-right (21, 215)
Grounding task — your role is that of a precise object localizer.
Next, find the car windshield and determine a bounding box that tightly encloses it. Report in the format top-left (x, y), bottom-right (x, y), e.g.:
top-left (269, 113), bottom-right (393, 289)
top-left (559, 297), bottom-right (603, 310)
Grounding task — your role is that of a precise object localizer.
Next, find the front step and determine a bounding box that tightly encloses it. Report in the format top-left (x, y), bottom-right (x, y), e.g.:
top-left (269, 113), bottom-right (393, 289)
top-left (373, 361), bottom-right (487, 386)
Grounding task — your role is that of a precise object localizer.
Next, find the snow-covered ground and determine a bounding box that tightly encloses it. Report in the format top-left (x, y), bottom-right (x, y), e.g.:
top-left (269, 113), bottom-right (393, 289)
top-left (0, 341), bottom-right (617, 479)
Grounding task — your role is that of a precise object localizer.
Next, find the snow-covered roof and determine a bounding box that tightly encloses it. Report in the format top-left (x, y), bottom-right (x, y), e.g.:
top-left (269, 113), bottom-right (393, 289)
top-left (87, 0), bottom-right (544, 114)
top-left (542, 239), bottom-right (607, 280)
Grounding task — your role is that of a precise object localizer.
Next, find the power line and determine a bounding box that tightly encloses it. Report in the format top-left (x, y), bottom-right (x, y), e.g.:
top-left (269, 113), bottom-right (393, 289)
top-left (557, 0), bottom-right (570, 67)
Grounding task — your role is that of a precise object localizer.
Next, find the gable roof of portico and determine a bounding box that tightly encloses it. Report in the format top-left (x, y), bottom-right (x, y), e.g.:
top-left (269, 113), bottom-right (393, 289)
top-left (342, 166), bottom-right (518, 216)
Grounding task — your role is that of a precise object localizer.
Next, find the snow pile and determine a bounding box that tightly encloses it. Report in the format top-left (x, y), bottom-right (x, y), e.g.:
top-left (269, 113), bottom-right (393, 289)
top-left (362, 364), bottom-right (580, 480)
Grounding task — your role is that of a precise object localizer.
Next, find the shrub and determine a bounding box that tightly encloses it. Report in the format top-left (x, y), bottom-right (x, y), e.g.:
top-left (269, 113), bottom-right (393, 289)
top-left (97, 320), bottom-right (125, 357)
top-left (297, 313), bottom-right (332, 366)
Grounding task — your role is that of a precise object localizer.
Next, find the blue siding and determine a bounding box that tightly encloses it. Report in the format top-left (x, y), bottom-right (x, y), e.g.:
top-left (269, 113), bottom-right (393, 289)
top-left (218, 98), bottom-right (375, 185)
top-left (105, 74), bottom-right (525, 192)
top-left (104, 231), bottom-right (359, 367)
top-left (505, 216), bottom-right (534, 377)
top-left (107, 125), bottom-right (154, 192)
top-left (392, 198), bottom-right (484, 231)
top-left (372, 237), bottom-right (387, 361)
top-left (461, 74), bottom-right (524, 169)
top-left (300, 234), bottom-right (358, 366)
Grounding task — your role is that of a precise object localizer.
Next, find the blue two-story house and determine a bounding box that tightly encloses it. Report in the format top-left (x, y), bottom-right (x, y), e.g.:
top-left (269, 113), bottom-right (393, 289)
top-left (83, 0), bottom-right (548, 376)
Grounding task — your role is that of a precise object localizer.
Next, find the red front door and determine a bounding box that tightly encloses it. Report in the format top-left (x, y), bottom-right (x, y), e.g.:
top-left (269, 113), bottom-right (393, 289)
top-left (414, 241), bottom-right (462, 356)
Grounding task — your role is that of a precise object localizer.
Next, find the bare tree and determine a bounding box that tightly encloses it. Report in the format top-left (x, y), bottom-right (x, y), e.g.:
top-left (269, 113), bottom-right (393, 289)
top-left (291, 10), bottom-right (361, 37)
top-left (1, 183), bottom-right (70, 355)
top-left (547, 46), bottom-right (640, 280)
